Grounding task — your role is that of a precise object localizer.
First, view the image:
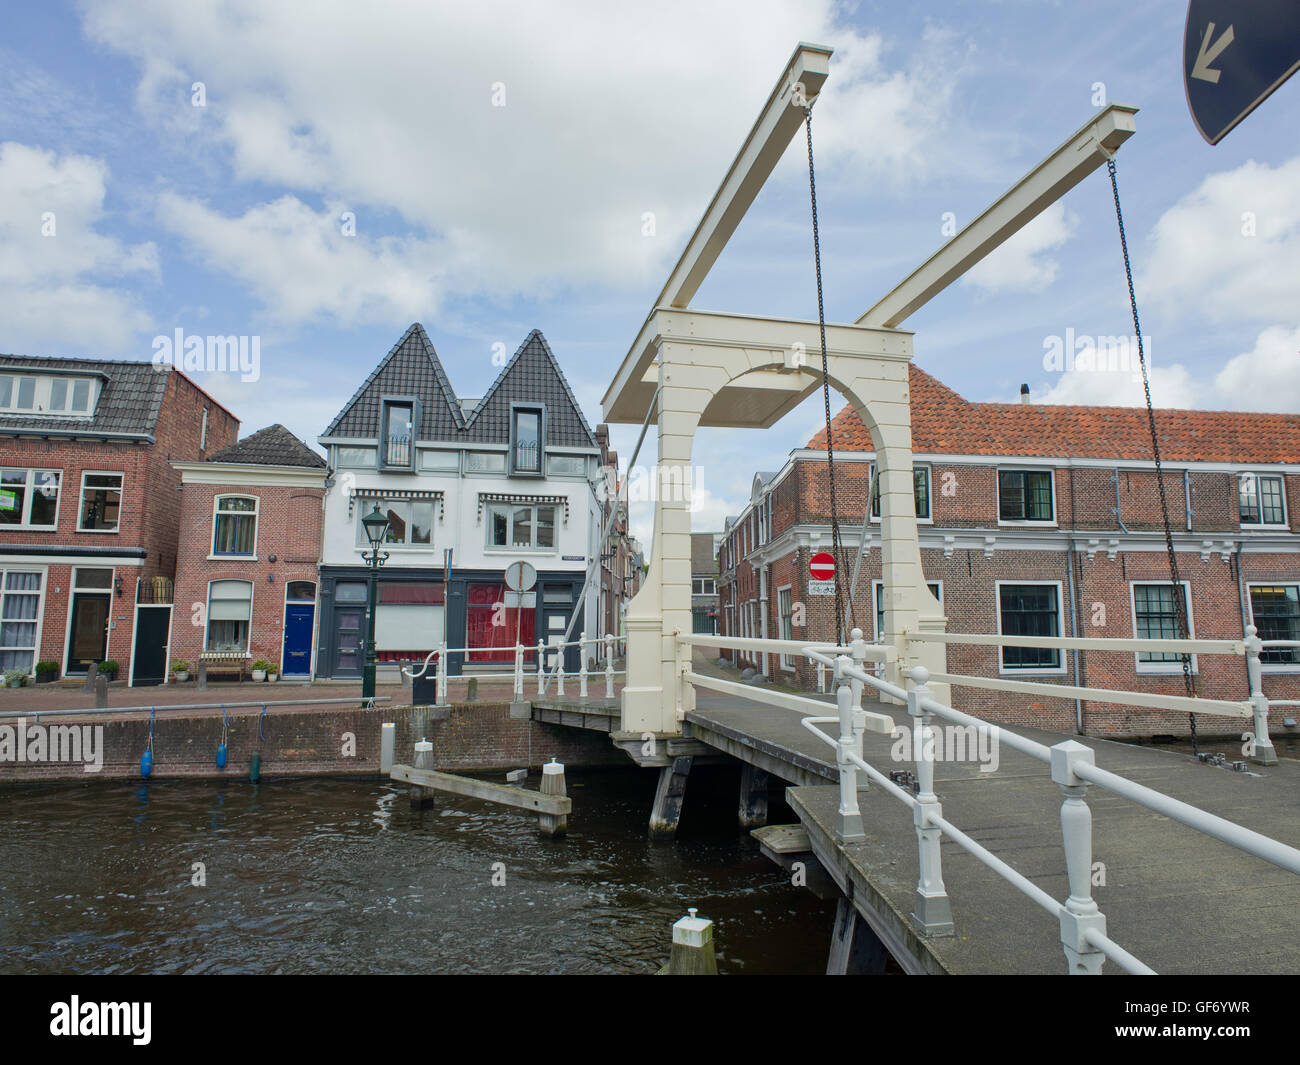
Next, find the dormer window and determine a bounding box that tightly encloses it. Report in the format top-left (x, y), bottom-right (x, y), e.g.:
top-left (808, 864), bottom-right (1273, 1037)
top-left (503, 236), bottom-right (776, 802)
top-left (0, 372), bottom-right (99, 417)
top-left (511, 405), bottom-right (544, 476)
top-left (379, 398), bottom-right (418, 471)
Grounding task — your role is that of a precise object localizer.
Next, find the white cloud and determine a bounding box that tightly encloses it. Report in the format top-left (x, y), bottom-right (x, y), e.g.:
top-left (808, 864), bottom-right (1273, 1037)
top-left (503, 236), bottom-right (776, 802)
top-left (1032, 361), bottom-right (1201, 408)
top-left (0, 142), bottom-right (157, 351)
top-left (1141, 155), bottom-right (1300, 325)
top-left (81, 0), bottom-right (967, 325)
top-left (961, 201), bottom-right (1077, 294)
top-left (1212, 325), bottom-right (1300, 413)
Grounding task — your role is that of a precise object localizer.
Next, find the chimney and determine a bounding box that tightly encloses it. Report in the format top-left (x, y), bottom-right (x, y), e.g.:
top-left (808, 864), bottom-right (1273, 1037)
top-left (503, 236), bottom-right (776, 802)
top-left (1019, 383), bottom-right (1031, 405)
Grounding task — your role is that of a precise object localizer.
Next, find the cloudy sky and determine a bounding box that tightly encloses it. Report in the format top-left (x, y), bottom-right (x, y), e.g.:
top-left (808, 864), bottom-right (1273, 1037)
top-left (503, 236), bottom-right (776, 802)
top-left (1, 1), bottom-right (1297, 543)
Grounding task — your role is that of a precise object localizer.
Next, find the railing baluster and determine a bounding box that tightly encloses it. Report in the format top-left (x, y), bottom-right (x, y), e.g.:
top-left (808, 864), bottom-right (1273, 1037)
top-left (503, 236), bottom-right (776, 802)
top-left (537, 640), bottom-right (545, 696)
top-left (1050, 740), bottom-right (1106, 974)
top-left (908, 666), bottom-right (955, 936)
top-left (1245, 624), bottom-right (1278, 766)
top-left (849, 627), bottom-right (868, 764)
top-left (834, 655), bottom-right (865, 843)
top-left (513, 642), bottom-right (523, 698)
top-left (436, 642), bottom-right (448, 706)
top-left (579, 630), bottom-right (588, 698)
top-left (605, 632), bottom-right (614, 699)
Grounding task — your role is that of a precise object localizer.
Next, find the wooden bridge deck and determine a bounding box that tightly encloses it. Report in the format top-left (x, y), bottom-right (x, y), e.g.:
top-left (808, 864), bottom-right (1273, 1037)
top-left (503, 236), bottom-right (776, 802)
top-left (686, 674), bottom-right (1300, 975)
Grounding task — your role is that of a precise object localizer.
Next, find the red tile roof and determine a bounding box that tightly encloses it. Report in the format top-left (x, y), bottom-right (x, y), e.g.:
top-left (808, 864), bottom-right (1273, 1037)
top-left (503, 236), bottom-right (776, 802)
top-left (806, 365), bottom-right (1300, 463)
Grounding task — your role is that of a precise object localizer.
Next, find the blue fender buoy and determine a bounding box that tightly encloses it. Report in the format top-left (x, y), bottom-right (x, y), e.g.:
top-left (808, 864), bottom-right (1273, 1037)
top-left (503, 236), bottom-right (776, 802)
top-left (249, 750), bottom-right (260, 784)
top-left (140, 750), bottom-right (153, 778)
top-left (216, 743), bottom-right (228, 769)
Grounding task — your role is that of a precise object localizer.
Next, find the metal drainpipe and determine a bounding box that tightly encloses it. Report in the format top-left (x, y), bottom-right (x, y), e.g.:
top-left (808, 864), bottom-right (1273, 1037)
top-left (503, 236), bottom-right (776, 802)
top-left (759, 560), bottom-right (770, 679)
top-left (1112, 468), bottom-right (1130, 533)
top-left (1066, 541), bottom-right (1084, 733)
top-left (1235, 540), bottom-right (1252, 692)
top-left (1183, 469), bottom-right (1193, 531)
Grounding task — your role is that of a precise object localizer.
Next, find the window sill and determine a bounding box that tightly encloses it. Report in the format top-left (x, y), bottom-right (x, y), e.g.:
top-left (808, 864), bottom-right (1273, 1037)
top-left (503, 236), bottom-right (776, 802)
top-left (0, 525), bottom-right (58, 532)
top-left (76, 528), bottom-right (120, 535)
top-left (208, 554), bottom-right (258, 562)
top-left (998, 666), bottom-right (1068, 677)
top-left (996, 520), bottom-right (1058, 528)
top-left (484, 546), bottom-right (557, 555)
top-left (1261, 665), bottom-right (1300, 673)
top-left (1239, 523), bottom-right (1289, 531)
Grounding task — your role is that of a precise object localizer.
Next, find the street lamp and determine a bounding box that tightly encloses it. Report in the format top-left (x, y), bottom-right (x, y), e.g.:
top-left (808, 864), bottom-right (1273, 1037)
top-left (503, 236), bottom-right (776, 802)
top-left (360, 504), bottom-right (391, 701)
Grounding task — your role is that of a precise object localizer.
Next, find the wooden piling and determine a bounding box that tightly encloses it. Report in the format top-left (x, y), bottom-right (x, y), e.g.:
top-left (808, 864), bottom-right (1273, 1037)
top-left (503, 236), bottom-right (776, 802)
top-left (738, 764), bottom-right (769, 829)
top-left (409, 739), bottom-right (434, 808)
top-left (648, 756), bottom-right (693, 842)
top-left (93, 674), bottom-right (108, 709)
top-left (658, 909), bottom-right (717, 975)
top-left (539, 759), bottom-right (567, 838)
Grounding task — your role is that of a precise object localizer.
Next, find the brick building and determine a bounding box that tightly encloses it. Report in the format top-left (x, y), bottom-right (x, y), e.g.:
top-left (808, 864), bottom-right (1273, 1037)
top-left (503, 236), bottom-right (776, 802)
top-left (0, 356), bottom-right (237, 684)
top-left (170, 425), bottom-right (327, 680)
top-left (718, 366), bottom-right (1300, 739)
top-left (690, 530), bottom-right (721, 634)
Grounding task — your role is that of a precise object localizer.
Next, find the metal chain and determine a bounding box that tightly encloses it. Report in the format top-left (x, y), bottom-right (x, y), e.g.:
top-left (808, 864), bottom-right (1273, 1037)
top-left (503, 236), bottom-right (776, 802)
top-left (1107, 158), bottom-right (1198, 751)
top-left (804, 105), bottom-right (852, 645)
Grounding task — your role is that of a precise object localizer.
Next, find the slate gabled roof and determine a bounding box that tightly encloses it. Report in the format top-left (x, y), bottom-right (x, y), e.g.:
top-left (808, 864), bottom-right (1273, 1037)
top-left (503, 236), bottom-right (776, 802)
top-left (320, 324), bottom-right (598, 449)
top-left (808, 364), bottom-right (1300, 464)
top-left (322, 323), bottom-right (464, 441)
top-left (0, 355), bottom-right (170, 438)
top-left (207, 424), bottom-right (326, 468)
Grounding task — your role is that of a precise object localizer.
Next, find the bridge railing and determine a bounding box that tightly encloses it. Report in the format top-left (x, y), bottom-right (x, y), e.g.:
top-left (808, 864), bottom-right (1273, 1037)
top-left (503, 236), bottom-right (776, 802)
top-left (404, 633), bottom-right (628, 702)
top-left (675, 627), bottom-right (1300, 974)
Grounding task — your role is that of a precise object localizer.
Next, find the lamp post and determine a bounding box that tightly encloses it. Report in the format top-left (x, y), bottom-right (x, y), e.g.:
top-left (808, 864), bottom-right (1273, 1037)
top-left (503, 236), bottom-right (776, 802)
top-left (360, 504), bottom-right (391, 701)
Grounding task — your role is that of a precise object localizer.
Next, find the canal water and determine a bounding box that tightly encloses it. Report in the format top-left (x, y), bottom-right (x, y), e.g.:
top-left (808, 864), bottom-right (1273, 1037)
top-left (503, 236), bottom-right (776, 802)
top-left (0, 766), bottom-right (836, 975)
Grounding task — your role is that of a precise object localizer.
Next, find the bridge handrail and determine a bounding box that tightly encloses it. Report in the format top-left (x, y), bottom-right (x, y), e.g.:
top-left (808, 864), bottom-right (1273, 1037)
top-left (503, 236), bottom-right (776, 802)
top-left (3, 695), bottom-right (392, 723)
top-left (404, 633), bottom-right (628, 702)
top-left (678, 632), bottom-right (895, 662)
top-left (904, 630), bottom-right (1245, 655)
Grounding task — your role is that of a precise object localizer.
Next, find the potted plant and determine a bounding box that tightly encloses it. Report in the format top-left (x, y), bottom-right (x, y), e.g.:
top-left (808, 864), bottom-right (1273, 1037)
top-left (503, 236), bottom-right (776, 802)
top-left (4, 669), bottom-right (26, 689)
top-left (267, 664), bottom-right (279, 682)
top-left (171, 659), bottom-right (191, 682)
top-left (97, 660), bottom-right (119, 682)
top-left (35, 661), bottom-right (59, 684)
top-left (251, 659), bottom-right (271, 682)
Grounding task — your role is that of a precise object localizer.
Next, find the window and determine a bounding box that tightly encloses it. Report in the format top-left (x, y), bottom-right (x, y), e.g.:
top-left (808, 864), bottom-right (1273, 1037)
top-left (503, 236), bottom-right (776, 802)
top-left (0, 469), bottom-right (60, 528)
top-left (547, 454), bottom-right (586, 477)
top-left (871, 466), bottom-right (932, 520)
top-left (78, 473), bottom-right (122, 532)
top-left (206, 580), bottom-right (253, 653)
top-left (334, 582), bottom-right (367, 604)
top-left (336, 447), bottom-right (377, 468)
top-left (466, 451), bottom-right (507, 474)
top-left (419, 450), bottom-right (459, 471)
top-left (212, 496), bottom-right (257, 556)
top-left (354, 498), bottom-right (434, 547)
top-left (511, 406), bottom-right (543, 475)
top-left (998, 469), bottom-right (1054, 523)
top-left (874, 581), bottom-right (942, 640)
top-left (998, 583), bottom-right (1062, 671)
top-left (486, 503), bottom-right (556, 550)
top-left (0, 570), bottom-right (42, 673)
top-left (1132, 582), bottom-right (1195, 671)
top-left (1239, 473), bottom-right (1286, 526)
top-left (693, 577), bottom-right (716, 595)
top-left (0, 373), bottom-right (96, 415)
top-left (1250, 585), bottom-right (1300, 667)
top-left (778, 586), bottom-right (795, 669)
top-left (381, 400), bottom-right (415, 469)
top-left (286, 580), bottom-right (317, 601)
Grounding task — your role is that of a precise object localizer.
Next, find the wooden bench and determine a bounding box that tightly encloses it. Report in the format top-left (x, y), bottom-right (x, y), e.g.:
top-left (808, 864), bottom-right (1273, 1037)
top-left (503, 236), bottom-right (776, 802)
top-left (198, 652), bottom-right (251, 683)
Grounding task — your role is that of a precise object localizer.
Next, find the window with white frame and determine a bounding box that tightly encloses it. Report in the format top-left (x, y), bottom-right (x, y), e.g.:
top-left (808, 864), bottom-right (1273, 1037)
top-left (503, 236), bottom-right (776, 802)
top-left (486, 503), bottom-right (557, 550)
top-left (354, 498), bottom-right (434, 547)
top-left (997, 583), bottom-right (1062, 670)
top-left (693, 577), bottom-right (716, 595)
top-left (1239, 472), bottom-right (1286, 527)
top-left (1132, 582), bottom-right (1195, 672)
top-left (206, 580), bottom-right (253, 653)
top-left (213, 495), bottom-right (257, 556)
top-left (0, 468), bottom-right (60, 528)
top-left (1249, 584), bottom-right (1300, 667)
top-left (0, 569), bottom-right (43, 672)
top-left (873, 581), bottom-right (942, 640)
top-left (0, 373), bottom-right (97, 416)
top-left (871, 465), bottom-right (932, 520)
top-left (998, 469), bottom-right (1054, 523)
top-left (778, 586), bottom-right (795, 669)
top-left (78, 472), bottom-right (122, 532)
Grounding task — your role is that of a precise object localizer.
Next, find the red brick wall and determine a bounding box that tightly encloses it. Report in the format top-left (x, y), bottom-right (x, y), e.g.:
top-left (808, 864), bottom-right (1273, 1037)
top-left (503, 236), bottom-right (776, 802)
top-left (170, 479), bottom-right (324, 674)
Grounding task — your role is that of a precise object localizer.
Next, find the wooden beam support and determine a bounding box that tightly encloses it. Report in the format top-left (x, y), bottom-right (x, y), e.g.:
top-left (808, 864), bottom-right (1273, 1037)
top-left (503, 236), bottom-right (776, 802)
top-left (857, 104), bottom-right (1139, 329)
top-left (390, 764), bottom-right (572, 816)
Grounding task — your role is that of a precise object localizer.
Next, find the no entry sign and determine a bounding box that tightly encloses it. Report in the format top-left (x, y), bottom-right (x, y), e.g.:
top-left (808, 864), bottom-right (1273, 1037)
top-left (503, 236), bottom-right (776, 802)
top-left (1184, 1), bottom-right (1300, 144)
top-left (809, 552), bottom-right (836, 581)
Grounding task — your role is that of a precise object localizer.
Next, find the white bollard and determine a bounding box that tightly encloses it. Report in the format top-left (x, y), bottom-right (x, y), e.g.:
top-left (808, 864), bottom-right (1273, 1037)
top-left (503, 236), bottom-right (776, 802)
top-left (380, 722), bottom-right (395, 772)
top-left (539, 758), bottom-right (567, 838)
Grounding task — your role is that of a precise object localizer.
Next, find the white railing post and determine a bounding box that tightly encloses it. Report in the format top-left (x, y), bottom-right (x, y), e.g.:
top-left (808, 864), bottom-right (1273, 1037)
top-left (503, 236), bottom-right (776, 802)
top-left (1050, 740), bottom-right (1107, 974)
top-left (816, 660), bottom-right (826, 693)
top-left (907, 666), bottom-right (954, 936)
top-left (1244, 624), bottom-right (1278, 766)
top-left (605, 633), bottom-right (614, 699)
top-left (848, 627), bottom-right (868, 763)
top-left (834, 655), bottom-right (865, 843)
top-left (556, 640), bottom-right (566, 696)
top-left (436, 642), bottom-right (448, 706)
top-left (537, 640), bottom-right (545, 696)
top-left (513, 642), bottom-right (524, 698)
top-left (579, 630), bottom-right (588, 698)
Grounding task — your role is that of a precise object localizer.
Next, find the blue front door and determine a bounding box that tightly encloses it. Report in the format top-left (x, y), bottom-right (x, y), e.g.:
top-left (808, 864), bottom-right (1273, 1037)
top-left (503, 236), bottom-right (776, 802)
top-left (282, 603), bottom-right (315, 676)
